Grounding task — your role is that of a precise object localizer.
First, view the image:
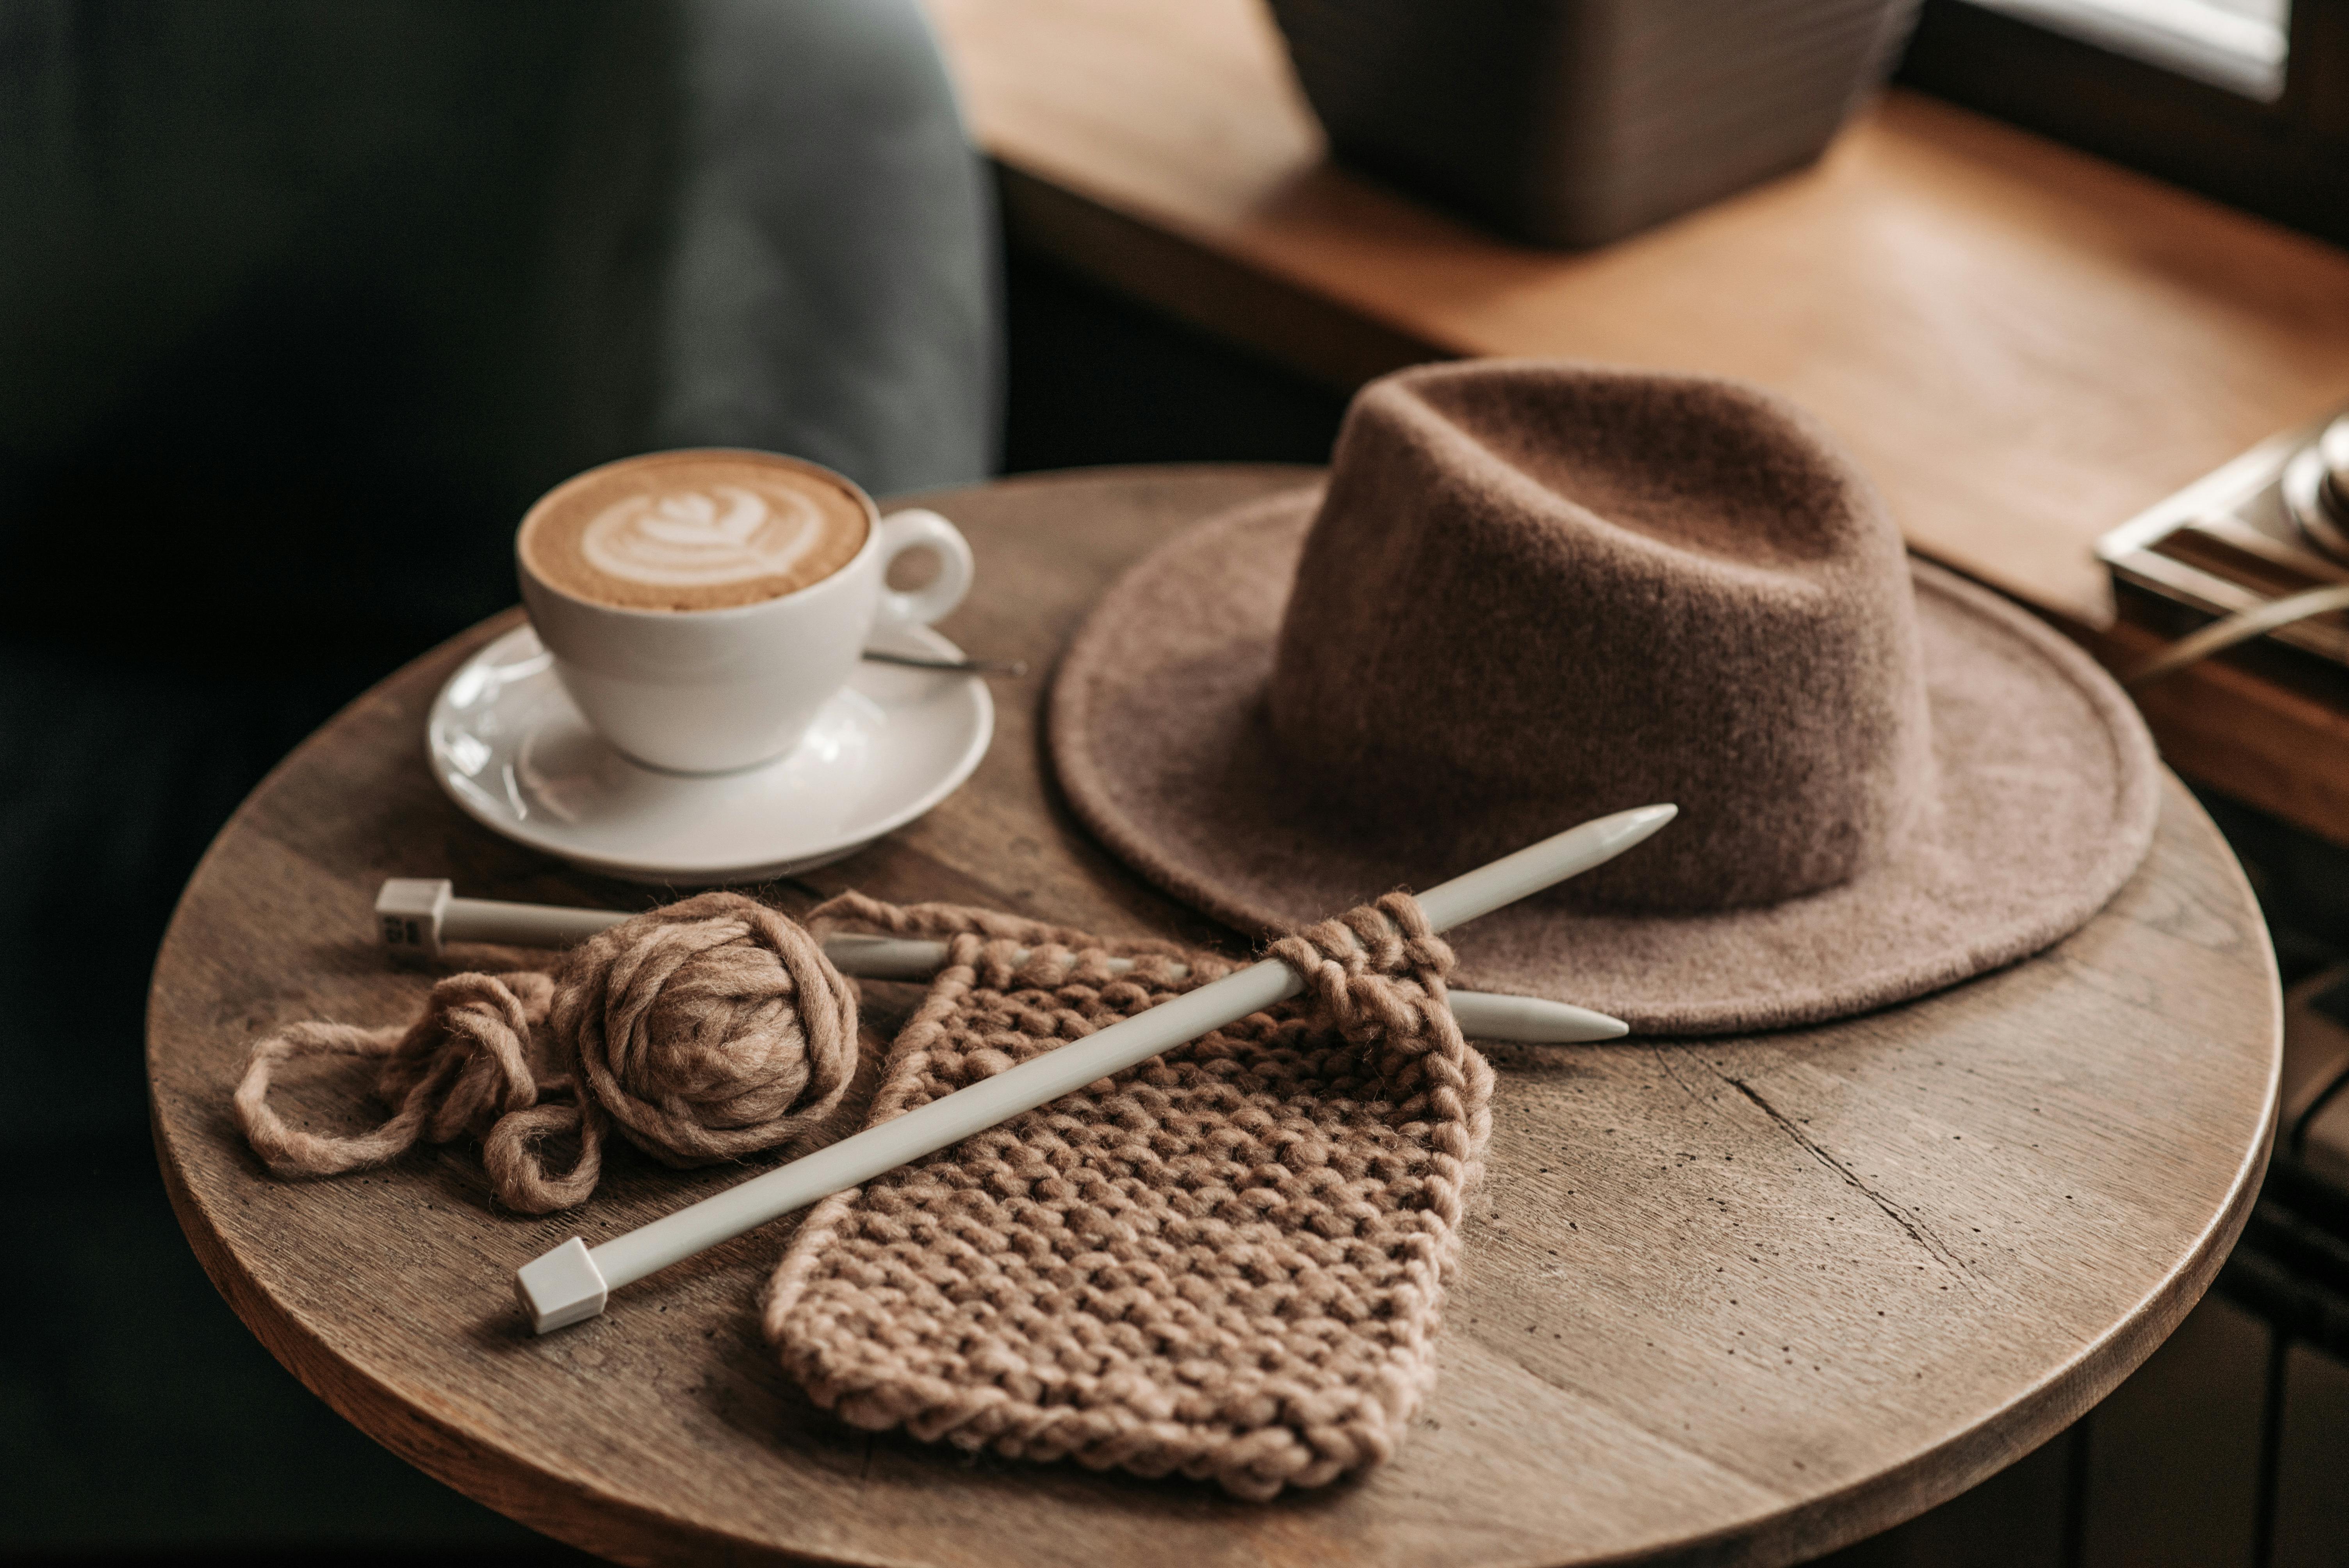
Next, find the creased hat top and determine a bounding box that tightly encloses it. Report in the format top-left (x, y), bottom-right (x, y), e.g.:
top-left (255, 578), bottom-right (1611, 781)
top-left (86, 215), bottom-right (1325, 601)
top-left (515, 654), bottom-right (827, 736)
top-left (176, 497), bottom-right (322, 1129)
top-left (1268, 360), bottom-right (1934, 914)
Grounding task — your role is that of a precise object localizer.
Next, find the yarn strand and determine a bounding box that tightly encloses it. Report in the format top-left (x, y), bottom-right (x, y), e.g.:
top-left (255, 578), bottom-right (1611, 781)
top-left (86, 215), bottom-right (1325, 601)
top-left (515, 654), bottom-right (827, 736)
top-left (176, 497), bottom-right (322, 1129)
top-left (233, 893), bottom-right (860, 1213)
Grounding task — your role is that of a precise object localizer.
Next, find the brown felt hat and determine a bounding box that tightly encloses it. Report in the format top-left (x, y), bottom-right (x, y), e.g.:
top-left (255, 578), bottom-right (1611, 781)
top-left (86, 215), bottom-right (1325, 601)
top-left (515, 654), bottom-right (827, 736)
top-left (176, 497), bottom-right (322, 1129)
top-left (1050, 361), bottom-right (2160, 1035)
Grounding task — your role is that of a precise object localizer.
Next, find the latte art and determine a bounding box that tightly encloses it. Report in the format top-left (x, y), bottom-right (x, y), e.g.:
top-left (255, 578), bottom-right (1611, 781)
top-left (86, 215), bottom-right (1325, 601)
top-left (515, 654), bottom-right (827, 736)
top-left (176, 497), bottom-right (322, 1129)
top-left (583, 484), bottom-right (826, 587)
top-left (519, 451), bottom-right (871, 613)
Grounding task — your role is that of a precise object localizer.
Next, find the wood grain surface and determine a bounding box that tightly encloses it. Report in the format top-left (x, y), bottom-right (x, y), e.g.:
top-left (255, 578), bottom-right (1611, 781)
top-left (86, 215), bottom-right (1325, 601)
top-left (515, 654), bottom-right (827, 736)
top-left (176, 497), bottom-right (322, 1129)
top-left (926, 0), bottom-right (2349, 845)
top-left (149, 467), bottom-right (2281, 1567)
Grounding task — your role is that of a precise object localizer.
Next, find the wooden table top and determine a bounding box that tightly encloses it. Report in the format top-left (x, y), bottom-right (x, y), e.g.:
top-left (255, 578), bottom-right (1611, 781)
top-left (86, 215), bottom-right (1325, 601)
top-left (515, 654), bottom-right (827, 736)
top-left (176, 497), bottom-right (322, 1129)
top-left (927, 0), bottom-right (2349, 847)
top-left (151, 468), bottom-right (2280, 1567)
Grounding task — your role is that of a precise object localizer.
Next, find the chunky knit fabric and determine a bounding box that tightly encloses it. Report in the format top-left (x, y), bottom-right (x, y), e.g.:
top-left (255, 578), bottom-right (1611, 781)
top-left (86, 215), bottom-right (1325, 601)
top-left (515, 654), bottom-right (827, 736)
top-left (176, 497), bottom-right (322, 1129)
top-left (765, 891), bottom-right (1494, 1500)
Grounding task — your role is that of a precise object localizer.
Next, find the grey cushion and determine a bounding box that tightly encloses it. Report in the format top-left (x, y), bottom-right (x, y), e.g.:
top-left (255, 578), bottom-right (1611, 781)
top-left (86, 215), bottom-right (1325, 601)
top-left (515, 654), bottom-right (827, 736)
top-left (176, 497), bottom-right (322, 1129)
top-left (0, 0), bottom-right (998, 651)
top-left (0, 0), bottom-right (998, 1548)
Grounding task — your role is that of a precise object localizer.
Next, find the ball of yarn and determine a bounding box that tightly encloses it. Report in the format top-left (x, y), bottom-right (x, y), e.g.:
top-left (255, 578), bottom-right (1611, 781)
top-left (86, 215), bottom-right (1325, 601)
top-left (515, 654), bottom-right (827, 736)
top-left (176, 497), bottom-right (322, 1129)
top-left (557, 891), bottom-right (859, 1167)
top-left (234, 892), bottom-right (861, 1214)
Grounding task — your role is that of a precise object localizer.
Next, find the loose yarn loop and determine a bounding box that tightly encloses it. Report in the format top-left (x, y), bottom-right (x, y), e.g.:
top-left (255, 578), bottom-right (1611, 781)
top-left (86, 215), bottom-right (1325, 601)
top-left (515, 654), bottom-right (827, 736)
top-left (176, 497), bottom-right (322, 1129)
top-left (233, 892), bottom-right (859, 1213)
top-left (766, 891), bottom-right (1494, 1500)
top-left (1267, 891), bottom-right (1465, 1051)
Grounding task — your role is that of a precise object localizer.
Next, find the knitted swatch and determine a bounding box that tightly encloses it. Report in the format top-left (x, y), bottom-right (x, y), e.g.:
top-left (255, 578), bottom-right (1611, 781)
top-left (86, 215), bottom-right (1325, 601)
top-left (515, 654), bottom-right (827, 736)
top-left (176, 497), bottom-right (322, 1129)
top-left (766, 891), bottom-right (1495, 1499)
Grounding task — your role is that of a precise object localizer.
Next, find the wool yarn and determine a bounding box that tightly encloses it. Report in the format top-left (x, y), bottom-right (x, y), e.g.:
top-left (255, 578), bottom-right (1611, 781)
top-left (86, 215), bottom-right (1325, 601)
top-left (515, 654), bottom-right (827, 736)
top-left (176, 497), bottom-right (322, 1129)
top-left (767, 890), bottom-right (1492, 1500)
top-left (234, 891), bottom-right (859, 1213)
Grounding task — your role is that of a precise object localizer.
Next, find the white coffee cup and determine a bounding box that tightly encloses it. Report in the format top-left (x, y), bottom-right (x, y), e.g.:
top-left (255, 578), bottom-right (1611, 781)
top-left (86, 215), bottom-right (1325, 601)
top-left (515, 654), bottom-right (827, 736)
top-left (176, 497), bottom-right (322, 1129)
top-left (517, 452), bottom-right (973, 774)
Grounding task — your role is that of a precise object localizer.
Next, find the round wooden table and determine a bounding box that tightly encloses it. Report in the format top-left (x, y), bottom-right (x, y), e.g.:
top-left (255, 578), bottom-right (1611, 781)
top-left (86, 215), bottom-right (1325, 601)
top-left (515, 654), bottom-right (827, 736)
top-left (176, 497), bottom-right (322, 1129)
top-left (149, 466), bottom-right (2280, 1567)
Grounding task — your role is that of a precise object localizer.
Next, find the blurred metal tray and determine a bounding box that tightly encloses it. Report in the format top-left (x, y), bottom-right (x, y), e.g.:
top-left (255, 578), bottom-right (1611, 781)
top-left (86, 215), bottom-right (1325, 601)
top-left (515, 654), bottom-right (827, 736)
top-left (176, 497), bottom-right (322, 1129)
top-left (2098, 412), bottom-right (2349, 669)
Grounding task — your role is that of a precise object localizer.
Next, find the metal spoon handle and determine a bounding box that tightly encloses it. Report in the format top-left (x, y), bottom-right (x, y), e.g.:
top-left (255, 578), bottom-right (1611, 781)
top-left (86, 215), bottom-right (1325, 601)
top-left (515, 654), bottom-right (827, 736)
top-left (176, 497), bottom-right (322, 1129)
top-left (861, 649), bottom-right (1028, 677)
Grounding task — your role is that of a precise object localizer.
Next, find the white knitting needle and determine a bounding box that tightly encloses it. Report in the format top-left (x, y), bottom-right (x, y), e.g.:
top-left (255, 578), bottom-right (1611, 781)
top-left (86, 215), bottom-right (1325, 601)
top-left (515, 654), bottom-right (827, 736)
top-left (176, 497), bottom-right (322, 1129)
top-left (372, 880), bottom-right (1626, 1045)
top-left (515, 804), bottom-right (1675, 1333)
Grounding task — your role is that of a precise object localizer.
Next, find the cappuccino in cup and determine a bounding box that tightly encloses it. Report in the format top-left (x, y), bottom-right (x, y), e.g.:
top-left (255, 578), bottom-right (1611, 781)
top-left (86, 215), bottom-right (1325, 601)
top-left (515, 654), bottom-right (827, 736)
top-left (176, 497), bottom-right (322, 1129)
top-left (518, 452), bottom-right (870, 612)
top-left (518, 449), bottom-right (973, 774)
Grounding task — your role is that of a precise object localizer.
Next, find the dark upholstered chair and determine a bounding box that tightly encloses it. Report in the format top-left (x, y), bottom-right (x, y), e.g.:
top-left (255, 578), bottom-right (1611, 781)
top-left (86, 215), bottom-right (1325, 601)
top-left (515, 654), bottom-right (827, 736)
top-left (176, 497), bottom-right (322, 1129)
top-left (0, 0), bottom-right (997, 1550)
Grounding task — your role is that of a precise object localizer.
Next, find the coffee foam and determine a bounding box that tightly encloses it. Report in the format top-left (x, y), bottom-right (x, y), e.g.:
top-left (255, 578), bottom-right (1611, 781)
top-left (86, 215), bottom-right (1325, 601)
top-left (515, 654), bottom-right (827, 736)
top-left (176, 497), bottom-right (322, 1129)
top-left (522, 453), bottom-right (869, 612)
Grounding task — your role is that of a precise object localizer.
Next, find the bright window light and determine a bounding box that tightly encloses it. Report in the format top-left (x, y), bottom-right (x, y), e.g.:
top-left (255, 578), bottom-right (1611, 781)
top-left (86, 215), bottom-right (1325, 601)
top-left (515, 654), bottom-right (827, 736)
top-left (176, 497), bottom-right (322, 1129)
top-left (1969, 0), bottom-right (2288, 98)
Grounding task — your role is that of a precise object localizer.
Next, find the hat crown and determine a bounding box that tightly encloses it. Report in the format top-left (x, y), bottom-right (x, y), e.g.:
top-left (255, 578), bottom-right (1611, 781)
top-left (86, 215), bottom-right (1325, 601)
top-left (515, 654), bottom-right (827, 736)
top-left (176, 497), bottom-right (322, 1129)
top-left (1267, 361), bottom-right (1932, 913)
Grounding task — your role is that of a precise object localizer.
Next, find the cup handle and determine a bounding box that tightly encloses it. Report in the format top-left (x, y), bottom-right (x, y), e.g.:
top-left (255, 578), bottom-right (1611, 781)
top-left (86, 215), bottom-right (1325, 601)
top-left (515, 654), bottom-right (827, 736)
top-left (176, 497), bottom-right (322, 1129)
top-left (873, 508), bottom-right (975, 628)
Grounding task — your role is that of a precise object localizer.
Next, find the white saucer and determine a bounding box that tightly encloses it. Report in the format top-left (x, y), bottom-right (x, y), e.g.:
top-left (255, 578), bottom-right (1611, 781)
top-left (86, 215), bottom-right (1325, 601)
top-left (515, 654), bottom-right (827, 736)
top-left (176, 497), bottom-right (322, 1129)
top-left (427, 622), bottom-right (993, 885)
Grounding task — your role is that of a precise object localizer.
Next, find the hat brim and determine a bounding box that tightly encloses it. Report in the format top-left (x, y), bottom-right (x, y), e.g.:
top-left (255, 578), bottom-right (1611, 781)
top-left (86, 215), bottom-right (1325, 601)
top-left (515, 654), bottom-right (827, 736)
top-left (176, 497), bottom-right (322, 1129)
top-left (1049, 488), bottom-right (2162, 1035)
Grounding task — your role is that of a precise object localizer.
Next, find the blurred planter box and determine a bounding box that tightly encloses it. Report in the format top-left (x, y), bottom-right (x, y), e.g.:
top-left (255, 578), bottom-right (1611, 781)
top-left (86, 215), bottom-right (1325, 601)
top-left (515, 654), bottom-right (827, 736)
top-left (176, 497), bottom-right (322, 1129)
top-left (1267, 0), bottom-right (1919, 247)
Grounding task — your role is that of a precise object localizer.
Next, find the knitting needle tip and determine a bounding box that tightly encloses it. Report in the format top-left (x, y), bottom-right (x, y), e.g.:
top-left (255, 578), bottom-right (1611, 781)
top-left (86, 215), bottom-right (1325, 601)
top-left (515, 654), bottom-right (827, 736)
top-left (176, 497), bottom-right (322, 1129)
top-left (1411, 803), bottom-right (1677, 932)
top-left (1521, 999), bottom-right (1629, 1042)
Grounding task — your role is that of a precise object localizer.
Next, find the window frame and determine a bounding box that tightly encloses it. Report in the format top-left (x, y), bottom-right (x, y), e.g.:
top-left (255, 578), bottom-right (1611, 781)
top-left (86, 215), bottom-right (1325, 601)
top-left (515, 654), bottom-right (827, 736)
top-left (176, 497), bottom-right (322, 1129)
top-left (1895, 0), bottom-right (2349, 247)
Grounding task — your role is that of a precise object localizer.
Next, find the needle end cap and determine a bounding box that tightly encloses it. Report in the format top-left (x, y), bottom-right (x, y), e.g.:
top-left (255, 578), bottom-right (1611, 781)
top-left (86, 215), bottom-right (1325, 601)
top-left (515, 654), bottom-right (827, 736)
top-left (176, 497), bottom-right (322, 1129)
top-left (518, 1238), bottom-right (608, 1335)
top-left (376, 879), bottom-right (453, 961)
